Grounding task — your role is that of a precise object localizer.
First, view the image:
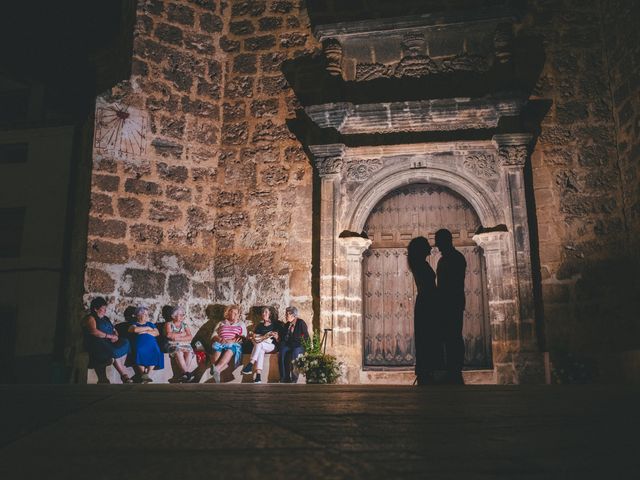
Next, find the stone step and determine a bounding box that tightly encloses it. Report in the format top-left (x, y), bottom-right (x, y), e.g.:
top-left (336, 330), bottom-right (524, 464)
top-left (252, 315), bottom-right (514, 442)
top-left (360, 369), bottom-right (496, 385)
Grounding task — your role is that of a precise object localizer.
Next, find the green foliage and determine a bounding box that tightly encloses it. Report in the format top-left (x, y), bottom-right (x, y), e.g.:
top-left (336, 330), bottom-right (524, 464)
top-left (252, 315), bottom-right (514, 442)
top-left (294, 331), bottom-right (342, 384)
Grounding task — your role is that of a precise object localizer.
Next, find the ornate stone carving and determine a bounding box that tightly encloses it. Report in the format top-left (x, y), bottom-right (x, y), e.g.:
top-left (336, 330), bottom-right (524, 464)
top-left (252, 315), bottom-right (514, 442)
top-left (355, 53), bottom-right (489, 81)
top-left (401, 32), bottom-right (426, 56)
top-left (316, 156), bottom-right (344, 176)
top-left (345, 158), bottom-right (383, 182)
top-left (323, 38), bottom-right (343, 76)
top-left (498, 145), bottom-right (529, 166)
top-left (493, 23), bottom-right (513, 64)
top-left (355, 62), bottom-right (392, 81)
top-left (463, 153), bottom-right (498, 178)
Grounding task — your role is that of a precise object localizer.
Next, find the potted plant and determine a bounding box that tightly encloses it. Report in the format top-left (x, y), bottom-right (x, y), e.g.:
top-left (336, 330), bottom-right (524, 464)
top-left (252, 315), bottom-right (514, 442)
top-left (293, 332), bottom-right (342, 384)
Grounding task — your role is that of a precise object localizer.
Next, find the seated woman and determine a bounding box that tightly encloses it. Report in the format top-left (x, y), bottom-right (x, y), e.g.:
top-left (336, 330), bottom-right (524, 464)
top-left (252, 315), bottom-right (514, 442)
top-left (209, 304), bottom-right (246, 383)
top-left (83, 297), bottom-right (131, 384)
top-left (164, 306), bottom-right (195, 382)
top-left (279, 306), bottom-right (309, 383)
top-left (241, 307), bottom-right (280, 383)
top-left (128, 306), bottom-right (164, 383)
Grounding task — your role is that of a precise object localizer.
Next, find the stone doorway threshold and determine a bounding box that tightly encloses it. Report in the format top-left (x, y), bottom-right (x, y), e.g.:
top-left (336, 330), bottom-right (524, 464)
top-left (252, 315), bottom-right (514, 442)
top-left (360, 369), bottom-right (496, 385)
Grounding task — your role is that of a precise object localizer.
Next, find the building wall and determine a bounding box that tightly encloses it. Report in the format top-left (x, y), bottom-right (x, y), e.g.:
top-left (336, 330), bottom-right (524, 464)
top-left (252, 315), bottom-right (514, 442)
top-left (84, 0), bottom-right (317, 331)
top-left (524, 0), bottom-right (639, 381)
top-left (83, 0), bottom-right (640, 382)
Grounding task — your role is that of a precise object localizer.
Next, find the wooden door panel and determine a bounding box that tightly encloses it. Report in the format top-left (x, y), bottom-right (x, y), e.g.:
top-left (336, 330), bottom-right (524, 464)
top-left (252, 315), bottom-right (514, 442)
top-left (363, 184), bottom-right (491, 369)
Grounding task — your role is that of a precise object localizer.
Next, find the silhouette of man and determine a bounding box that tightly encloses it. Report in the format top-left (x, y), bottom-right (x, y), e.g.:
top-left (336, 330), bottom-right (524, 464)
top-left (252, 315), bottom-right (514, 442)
top-left (435, 229), bottom-right (467, 385)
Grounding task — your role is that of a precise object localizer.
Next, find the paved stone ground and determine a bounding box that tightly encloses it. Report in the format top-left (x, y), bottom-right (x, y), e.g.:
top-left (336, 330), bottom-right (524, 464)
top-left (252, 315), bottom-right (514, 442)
top-left (0, 385), bottom-right (638, 479)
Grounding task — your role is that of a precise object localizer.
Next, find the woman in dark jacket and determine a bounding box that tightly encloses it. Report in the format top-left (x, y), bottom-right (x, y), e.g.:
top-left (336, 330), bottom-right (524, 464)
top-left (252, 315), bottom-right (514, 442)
top-left (278, 306), bottom-right (309, 383)
top-left (408, 237), bottom-right (440, 386)
top-left (82, 297), bottom-right (131, 384)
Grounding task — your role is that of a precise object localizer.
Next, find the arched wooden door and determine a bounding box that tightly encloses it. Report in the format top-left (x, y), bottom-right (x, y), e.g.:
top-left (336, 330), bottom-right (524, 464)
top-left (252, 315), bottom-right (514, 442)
top-left (362, 184), bottom-right (492, 369)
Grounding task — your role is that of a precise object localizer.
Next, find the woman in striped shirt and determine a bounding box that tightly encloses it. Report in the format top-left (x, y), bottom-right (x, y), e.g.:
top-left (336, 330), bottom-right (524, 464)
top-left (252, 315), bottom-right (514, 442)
top-left (210, 304), bottom-right (247, 383)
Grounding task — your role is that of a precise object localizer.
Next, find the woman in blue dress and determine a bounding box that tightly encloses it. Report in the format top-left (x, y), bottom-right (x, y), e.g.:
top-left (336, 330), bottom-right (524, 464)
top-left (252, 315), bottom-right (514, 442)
top-left (83, 297), bottom-right (131, 383)
top-left (128, 306), bottom-right (164, 383)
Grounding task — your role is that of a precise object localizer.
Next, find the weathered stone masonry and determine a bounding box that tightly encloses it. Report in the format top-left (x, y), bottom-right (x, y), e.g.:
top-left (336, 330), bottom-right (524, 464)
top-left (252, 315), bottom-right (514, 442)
top-left (80, 0), bottom-right (640, 383)
top-left (85, 0), bottom-right (318, 337)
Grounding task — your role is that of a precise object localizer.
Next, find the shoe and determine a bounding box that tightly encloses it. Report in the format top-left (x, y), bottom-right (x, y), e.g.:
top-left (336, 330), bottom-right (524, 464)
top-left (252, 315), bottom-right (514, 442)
top-left (141, 373), bottom-right (152, 383)
top-left (120, 374), bottom-right (133, 384)
top-left (254, 373), bottom-right (262, 384)
top-left (212, 367), bottom-right (221, 384)
top-left (241, 362), bottom-right (253, 375)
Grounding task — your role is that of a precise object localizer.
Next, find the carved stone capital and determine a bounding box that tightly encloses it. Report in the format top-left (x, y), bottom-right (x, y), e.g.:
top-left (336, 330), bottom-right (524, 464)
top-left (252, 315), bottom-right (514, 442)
top-left (472, 231), bottom-right (510, 251)
top-left (493, 134), bottom-right (532, 167)
top-left (339, 236), bottom-right (372, 257)
top-left (310, 144), bottom-right (346, 177)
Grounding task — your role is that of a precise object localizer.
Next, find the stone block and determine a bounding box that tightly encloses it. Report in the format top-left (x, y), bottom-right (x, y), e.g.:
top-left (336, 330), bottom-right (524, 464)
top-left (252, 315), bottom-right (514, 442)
top-left (91, 193), bottom-right (114, 215)
top-left (183, 32), bottom-right (215, 54)
top-left (95, 157), bottom-right (117, 173)
top-left (230, 20), bottom-right (255, 35)
top-left (167, 3), bottom-right (195, 26)
top-left (196, 80), bottom-right (221, 100)
top-left (221, 122), bottom-right (249, 145)
top-left (130, 224), bottom-right (164, 244)
top-left (219, 36), bottom-right (240, 52)
top-left (85, 268), bottom-right (116, 294)
top-left (124, 178), bottom-right (161, 196)
top-left (231, 1), bottom-right (266, 17)
top-left (261, 165), bottom-right (289, 186)
top-left (155, 23), bottom-right (183, 45)
top-left (122, 268), bottom-right (166, 298)
top-left (166, 185), bottom-right (192, 202)
top-left (216, 212), bottom-right (248, 229)
top-left (244, 35), bottom-right (276, 51)
top-left (93, 174), bottom-right (119, 192)
top-left (271, 1), bottom-right (294, 13)
top-left (252, 120), bottom-right (291, 143)
top-left (149, 200), bottom-right (182, 222)
top-left (258, 75), bottom-right (288, 95)
top-left (168, 274), bottom-right (190, 300)
top-left (224, 76), bottom-right (254, 99)
top-left (279, 33), bottom-right (307, 48)
top-left (223, 102), bottom-right (246, 121)
top-left (87, 239), bottom-right (128, 264)
top-left (260, 52), bottom-right (287, 72)
top-left (117, 197), bottom-right (144, 219)
top-left (88, 217), bottom-right (127, 239)
top-left (191, 167), bottom-right (217, 182)
top-left (259, 16), bottom-right (282, 31)
top-left (200, 13), bottom-right (223, 32)
top-left (151, 138), bottom-right (184, 158)
top-left (246, 252), bottom-right (275, 274)
top-left (214, 191), bottom-right (243, 207)
top-left (233, 53), bottom-right (257, 74)
top-left (187, 206), bottom-right (209, 229)
top-left (251, 98), bottom-right (279, 117)
top-left (157, 162), bottom-right (188, 183)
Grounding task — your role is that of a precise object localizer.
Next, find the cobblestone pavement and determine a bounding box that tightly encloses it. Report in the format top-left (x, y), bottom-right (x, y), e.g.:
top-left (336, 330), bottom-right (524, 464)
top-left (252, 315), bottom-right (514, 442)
top-left (0, 384), bottom-right (638, 479)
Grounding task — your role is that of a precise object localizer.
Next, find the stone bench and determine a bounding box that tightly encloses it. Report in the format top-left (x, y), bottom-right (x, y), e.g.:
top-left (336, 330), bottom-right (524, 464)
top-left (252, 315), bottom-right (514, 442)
top-left (85, 352), bottom-right (304, 384)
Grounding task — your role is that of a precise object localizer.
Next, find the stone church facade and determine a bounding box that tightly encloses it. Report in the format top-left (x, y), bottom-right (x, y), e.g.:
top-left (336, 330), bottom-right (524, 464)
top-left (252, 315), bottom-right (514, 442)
top-left (79, 0), bottom-right (640, 384)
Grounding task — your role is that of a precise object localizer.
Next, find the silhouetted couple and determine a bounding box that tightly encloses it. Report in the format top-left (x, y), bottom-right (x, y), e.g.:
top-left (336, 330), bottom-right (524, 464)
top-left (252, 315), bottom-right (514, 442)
top-left (408, 229), bottom-right (467, 386)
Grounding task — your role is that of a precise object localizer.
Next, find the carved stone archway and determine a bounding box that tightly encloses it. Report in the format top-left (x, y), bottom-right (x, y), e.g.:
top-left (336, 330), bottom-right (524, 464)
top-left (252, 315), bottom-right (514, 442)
top-left (309, 135), bottom-right (544, 384)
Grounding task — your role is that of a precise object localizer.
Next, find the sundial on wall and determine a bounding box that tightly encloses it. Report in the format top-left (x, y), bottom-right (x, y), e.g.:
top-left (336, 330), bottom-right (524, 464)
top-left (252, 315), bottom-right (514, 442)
top-left (94, 100), bottom-right (147, 159)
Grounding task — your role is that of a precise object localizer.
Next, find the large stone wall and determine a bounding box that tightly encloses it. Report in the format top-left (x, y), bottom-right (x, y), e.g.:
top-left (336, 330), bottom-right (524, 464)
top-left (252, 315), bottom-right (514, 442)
top-left (84, 0), bottom-right (318, 331)
top-left (526, 0), bottom-right (639, 379)
top-left (81, 0), bottom-right (639, 382)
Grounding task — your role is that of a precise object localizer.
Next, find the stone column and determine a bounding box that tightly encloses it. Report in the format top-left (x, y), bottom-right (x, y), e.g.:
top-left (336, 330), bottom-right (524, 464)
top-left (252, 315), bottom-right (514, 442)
top-left (489, 134), bottom-right (544, 383)
top-left (332, 236), bottom-right (372, 383)
top-left (310, 144), bottom-right (345, 340)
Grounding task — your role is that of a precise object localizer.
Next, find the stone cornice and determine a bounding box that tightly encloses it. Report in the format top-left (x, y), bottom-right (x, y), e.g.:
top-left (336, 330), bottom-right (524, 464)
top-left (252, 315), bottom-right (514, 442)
top-left (313, 7), bottom-right (520, 41)
top-left (305, 94), bottom-right (525, 134)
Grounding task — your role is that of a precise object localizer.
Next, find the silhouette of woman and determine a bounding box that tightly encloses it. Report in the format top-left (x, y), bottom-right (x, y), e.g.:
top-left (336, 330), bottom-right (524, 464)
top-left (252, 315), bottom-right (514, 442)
top-left (408, 237), bottom-right (439, 385)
